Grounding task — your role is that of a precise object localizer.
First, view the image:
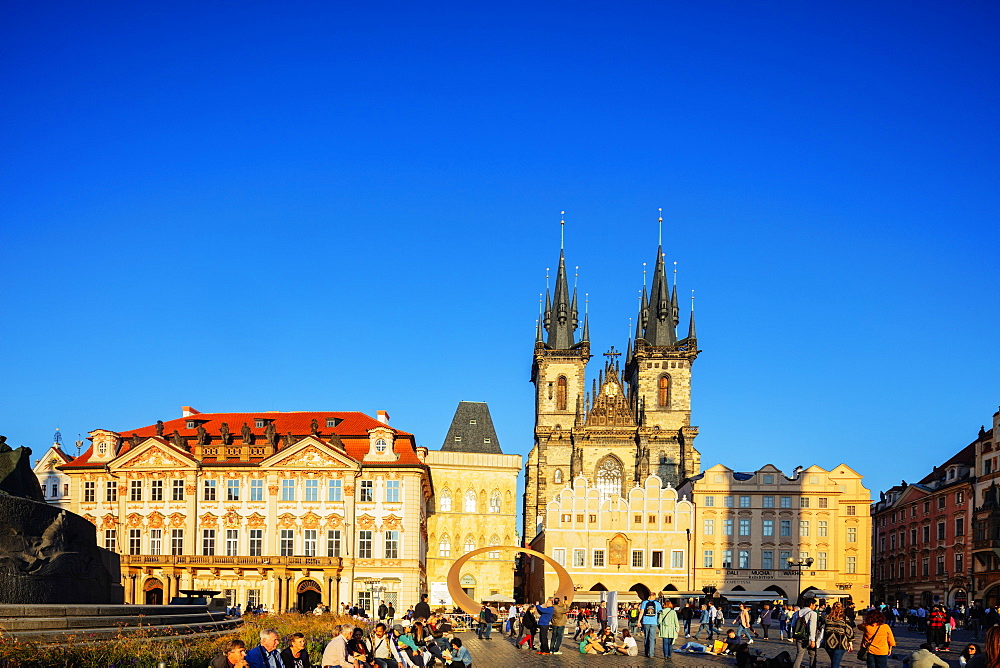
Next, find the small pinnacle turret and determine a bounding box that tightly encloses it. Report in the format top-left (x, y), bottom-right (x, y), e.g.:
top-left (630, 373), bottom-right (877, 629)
top-left (640, 246), bottom-right (678, 346)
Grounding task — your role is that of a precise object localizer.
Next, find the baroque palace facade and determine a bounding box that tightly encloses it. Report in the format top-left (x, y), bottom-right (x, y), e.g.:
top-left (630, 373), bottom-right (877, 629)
top-left (59, 408), bottom-right (432, 612)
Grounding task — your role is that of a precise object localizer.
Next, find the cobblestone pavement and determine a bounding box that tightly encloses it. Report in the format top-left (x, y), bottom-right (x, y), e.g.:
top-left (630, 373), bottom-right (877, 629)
top-left (455, 624), bottom-right (981, 667)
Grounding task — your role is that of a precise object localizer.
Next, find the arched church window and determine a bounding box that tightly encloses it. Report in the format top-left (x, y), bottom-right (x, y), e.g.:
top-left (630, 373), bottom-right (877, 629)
top-left (557, 376), bottom-right (567, 410)
top-left (596, 457), bottom-right (623, 501)
top-left (554, 469), bottom-right (563, 484)
top-left (489, 492), bottom-right (501, 513)
top-left (464, 535), bottom-right (476, 553)
top-left (439, 536), bottom-right (451, 557)
top-left (658, 375), bottom-right (671, 407)
top-left (464, 490), bottom-right (477, 513)
top-left (439, 490), bottom-right (451, 512)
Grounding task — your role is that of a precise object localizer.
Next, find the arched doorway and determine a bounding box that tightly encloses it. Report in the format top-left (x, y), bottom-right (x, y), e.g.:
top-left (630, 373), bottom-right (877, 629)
top-left (764, 585), bottom-right (787, 602)
top-left (590, 583), bottom-right (608, 591)
top-left (630, 583), bottom-right (651, 600)
top-left (982, 585), bottom-right (1000, 610)
top-left (296, 579), bottom-right (322, 613)
top-left (144, 577), bottom-right (164, 605)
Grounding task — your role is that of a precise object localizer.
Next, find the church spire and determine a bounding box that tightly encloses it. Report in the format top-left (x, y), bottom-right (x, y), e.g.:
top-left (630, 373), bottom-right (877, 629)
top-left (687, 289), bottom-right (697, 340)
top-left (542, 213), bottom-right (579, 350)
top-left (642, 244), bottom-right (677, 346)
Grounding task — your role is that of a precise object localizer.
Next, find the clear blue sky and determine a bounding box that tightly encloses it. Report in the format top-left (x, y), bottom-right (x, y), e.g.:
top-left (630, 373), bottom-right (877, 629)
top-left (2, 1), bottom-right (998, 509)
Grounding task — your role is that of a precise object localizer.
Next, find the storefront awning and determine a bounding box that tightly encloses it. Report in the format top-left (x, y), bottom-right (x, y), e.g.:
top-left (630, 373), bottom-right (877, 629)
top-left (803, 590), bottom-right (851, 599)
top-left (720, 590), bottom-right (787, 601)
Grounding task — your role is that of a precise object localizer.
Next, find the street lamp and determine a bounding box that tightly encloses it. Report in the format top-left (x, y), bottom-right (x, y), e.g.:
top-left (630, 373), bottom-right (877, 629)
top-left (787, 557), bottom-right (814, 606)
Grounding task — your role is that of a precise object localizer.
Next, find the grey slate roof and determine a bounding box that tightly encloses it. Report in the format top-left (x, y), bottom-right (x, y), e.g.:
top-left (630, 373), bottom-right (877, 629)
top-left (441, 401), bottom-right (503, 454)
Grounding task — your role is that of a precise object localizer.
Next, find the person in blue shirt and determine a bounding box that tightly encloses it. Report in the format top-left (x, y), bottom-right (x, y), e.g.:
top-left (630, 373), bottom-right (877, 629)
top-left (245, 629), bottom-right (282, 668)
top-left (447, 637), bottom-right (472, 667)
top-left (535, 597), bottom-right (555, 654)
top-left (640, 594), bottom-right (662, 658)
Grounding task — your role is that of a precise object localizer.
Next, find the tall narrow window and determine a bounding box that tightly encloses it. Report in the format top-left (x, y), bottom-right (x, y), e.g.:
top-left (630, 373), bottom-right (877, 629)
top-left (249, 529), bottom-right (262, 556)
top-left (464, 490), bottom-right (477, 513)
top-left (327, 530), bottom-right (341, 557)
top-left (226, 529), bottom-right (239, 556)
top-left (170, 529), bottom-right (184, 555)
top-left (202, 529), bottom-right (216, 556)
top-left (150, 529), bottom-right (162, 556)
top-left (303, 529), bottom-right (317, 557)
top-left (658, 375), bottom-right (671, 407)
top-left (596, 456), bottom-right (623, 501)
top-left (439, 490), bottom-right (452, 512)
top-left (385, 530), bottom-right (400, 559)
top-left (151, 480), bottom-right (163, 502)
top-left (250, 479), bottom-right (263, 501)
top-left (305, 479), bottom-right (319, 502)
top-left (128, 529), bottom-right (141, 555)
top-left (358, 531), bottom-right (373, 558)
top-left (489, 492), bottom-right (501, 514)
top-left (327, 479), bottom-right (342, 502)
top-left (386, 480), bottom-right (401, 503)
top-left (280, 530), bottom-right (294, 556)
top-left (556, 376), bottom-right (567, 410)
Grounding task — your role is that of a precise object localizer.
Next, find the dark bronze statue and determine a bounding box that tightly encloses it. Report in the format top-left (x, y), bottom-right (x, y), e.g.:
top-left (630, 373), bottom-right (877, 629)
top-left (0, 436), bottom-right (43, 501)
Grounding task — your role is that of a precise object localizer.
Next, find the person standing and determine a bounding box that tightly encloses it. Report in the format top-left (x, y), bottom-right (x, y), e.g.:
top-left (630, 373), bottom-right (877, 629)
top-left (506, 604), bottom-right (518, 637)
top-left (928, 605), bottom-right (947, 651)
top-left (640, 594), bottom-right (662, 658)
top-left (679, 603), bottom-right (694, 638)
top-left (246, 629), bottom-right (282, 668)
top-left (534, 597), bottom-right (555, 655)
top-left (378, 601), bottom-right (389, 622)
top-left (656, 599), bottom-right (680, 658)
top-left (696, 604), bottom-right (714, 641)
top-left (791, 599), bottom-right (820, 668)
top-left (736, 604), bottom-right (754, 643)
top-left (517, 605), bottom-right (537, 650)
top-left (414, 594), bottom-right (431, 621)
top-left (821, 602), bottom-right (854, 668)
top-left (387, 602), bottom-right (395, 626)
top-left (550, 596), bottom-right (568, 654)
top-left (857, 609), bottom-right (896, 668)
top-left (596, 601), bottom-right (608, 632)
top-left (760, 604), bottom-right (773, 639)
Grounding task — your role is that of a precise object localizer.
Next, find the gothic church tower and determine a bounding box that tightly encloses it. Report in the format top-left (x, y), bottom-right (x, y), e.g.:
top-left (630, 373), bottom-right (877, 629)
top-left (523, 225), bottom-right (702, 544)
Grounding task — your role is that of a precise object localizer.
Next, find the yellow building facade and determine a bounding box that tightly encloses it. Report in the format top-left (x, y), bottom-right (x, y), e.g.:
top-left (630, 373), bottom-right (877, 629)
top-left (425, 402), bottom-right (521, 606)
top-left (59, 408), bottom-right (432, 613)
top-left (679, 464), bottom-right (872, 608)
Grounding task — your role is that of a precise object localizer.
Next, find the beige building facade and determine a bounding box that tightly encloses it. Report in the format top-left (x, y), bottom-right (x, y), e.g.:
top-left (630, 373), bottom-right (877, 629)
top-left (680, 463), bottom-right (872, 608)
top-left (59, 408), bottom-right (432, 613)
top-left (425, 402), bottom-right (520, 607)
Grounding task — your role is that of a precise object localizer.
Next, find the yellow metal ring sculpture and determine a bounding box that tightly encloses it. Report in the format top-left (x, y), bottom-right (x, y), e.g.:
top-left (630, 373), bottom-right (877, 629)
top-left (445, 546), bottom-right (575, 616)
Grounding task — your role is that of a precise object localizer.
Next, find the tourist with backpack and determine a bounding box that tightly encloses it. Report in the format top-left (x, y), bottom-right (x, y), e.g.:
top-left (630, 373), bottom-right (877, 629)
top-left (791, 599), bottom-right (821, 668)
top-left (640, 594), bottom-right (662, 658)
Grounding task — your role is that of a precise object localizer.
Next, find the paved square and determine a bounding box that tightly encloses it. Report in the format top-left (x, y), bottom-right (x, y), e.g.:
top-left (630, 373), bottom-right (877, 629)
top-left (454, 624), bottom-right (974, 667)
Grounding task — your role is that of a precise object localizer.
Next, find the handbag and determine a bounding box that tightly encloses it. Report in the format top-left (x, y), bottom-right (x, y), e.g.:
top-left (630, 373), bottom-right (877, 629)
top-left (857, 623), bottom-right (882, 661)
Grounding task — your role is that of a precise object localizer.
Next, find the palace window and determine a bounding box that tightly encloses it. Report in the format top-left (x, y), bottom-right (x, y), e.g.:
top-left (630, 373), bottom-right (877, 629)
top-left (375, 439), bottom-right (388, 453)
top-left (151, 480), bottom-right (163, 502)
top-left (596, 457), bottom-right (623, 501)
top-left (227, 479), bottom-right (240, 502)
top-left (632, 550), bottom-right (644, 568)
top-left (846, 505), bottom-right (857, 516)
top-left (327, 530), bottom-right (341, 557)
top-left (818, 520), bottom-right (828, 537)
top-left (722, 550), bottom-right (733, 568)
top-left (386, 480), bottom-right (401, 503)
top-left (762, 551), bottom-right (773, 569)
top-left (724, 496), bottom-right (734, 507)
top-left (150, 529), bottom-right (162, 556)
top-left (652, 551), bottom-right (664, 568)
top-left (818, 497), bottom-right (828, 508)
top-left (763, 495), bottom-right (774, 508)
top-left (360, 480), bottom-right (374, 502)
top-left (305, 479), bottom-right (319, 502)
top-left (226, 529), bottom-right (239, 557)
top-left (203, 479), bottom-right (217, 501)
top-left (358, 531), bottom-right (373, 558)
top-left (128, 529), bottom-right (141, 555)
top-left (106, 481), bottom-right (117, 502)
top-left (556, 376), bottom-right (567, 410)
top-left (704, 518), bottom-right (715, 535)
top-left (172, 479), bottom-right (185, 501)
top-left (780, 496), bottom-right (791, 508)
top-left (762, 474), bottom-right (775, 484)
top-left (104, 529), bottom-right (117, 552)
top-left (723, 518), bottom-right (733, 536)
top-left (573, 549), bottom-right (585, 567)
top-left (780, 551), bottom-right (791, 568)
top-left (847, 556), bottom-right (857, 574)
top-left (171, 529), bottom-right (184, 555)
top-left (703, 496), bottom-right (715, 507)
top-left (800, 520), bottom-right (809, 537)
top-left (956, 517), bottom-right (965, 536)
top-left (281, 479), bottom-right (295, 502)
top-left (800, 497), bottom-right (809, 508)
top-left (385, 531), bottom-right (400, 559)
top-left (303, 529), bottom-right (317, 557)
top-left (739, 519), bottom-right (751, 536)
top-left (202, 529), bottom-right (216, 556)
top-left (703, 550), bottom-right (714, 568)
top-left (593, 549), bottom-right (605, 567)
top-left (818, 552), bottom-right (828, 570)
top-left (658, 375), bottom-right (670, 407)
top-left (937, 522), bottom-right (946, 540)
top-left (738, 550), bottom-right (750, 569)
top-left (328, 479), bottom-right (342, 502)
top-left (739, 496), bottom-right (751, 508)
top-left (84, 481), bottom-right (95, 503)
top-left (763, 519), bottom-right (774, 536)
top-left (280, 530), bottom-right (294, 556)
top-left (553, 548), bottom-right (566, 566)
top-left (780, 520), bottom-right (791, 537)
top-left (250, 529), bottom-right (263, 556)
top-left (672, 550), bottom-right (685, 569)
top-left (847, 527), bottom-right (858, 542)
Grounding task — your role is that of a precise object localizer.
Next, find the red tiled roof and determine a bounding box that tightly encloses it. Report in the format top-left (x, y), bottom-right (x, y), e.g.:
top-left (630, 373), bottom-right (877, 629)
top-left (62, 411), bottom-right (422, 468)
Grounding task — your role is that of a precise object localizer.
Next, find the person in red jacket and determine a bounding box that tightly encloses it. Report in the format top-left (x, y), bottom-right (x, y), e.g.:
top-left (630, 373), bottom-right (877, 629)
top-left (927, 605), bottom-right (949, 651)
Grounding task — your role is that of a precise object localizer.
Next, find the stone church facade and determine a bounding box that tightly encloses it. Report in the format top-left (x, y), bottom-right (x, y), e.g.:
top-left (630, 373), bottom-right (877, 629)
top-left (523, 234), bottom-right (702, 599)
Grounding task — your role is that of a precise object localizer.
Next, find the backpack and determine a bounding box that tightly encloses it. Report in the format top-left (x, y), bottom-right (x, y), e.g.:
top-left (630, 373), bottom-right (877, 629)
top-left (484, 608), bottom-right (496, 624)
top-left (644, 604), bottom-right (657, 618)
top-left (792, 614), bottom-right (809, 641)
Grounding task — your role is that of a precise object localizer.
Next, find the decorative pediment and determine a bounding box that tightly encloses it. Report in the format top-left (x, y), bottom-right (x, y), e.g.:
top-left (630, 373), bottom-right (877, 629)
top-left (325, 513), bottom-right (344, 528)
top-left (278, 513), bottom-right (297, 528)
top-left (101, 514), bottom-right (117, 530)
top-left (261, 437), bottom-right (359, 469)
top-left (247, 513), bottom-right (267, 528)
top-left (127, 513), bottom-right (143, 527)
top-left (83, 514), bottom-right (96, 525)
top-left (303, 511), bottom-right (321, 529)
top-left (223, 510), bottom-right (241, 527)
top-left (357, 513), bottom-right (377, 530)
top-left (148, 512), bottom-right (165, 529)
top-left (169, 512), bottom-right (186, 528)
top-left (382, 514), bottom-right (404, 532)
top-left (199, 513), bottom-right (218, 528)
top-left (113, 438), bottom-right (195, 470)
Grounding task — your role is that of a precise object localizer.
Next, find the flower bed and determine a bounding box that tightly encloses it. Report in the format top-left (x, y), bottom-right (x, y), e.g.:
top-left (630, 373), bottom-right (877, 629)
top-left (0, 613), bottom-right (360, 668)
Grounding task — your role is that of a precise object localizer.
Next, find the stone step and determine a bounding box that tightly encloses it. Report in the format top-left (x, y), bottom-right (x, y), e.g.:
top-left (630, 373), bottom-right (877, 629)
top-left (0, 604), bottom-right (209, 618)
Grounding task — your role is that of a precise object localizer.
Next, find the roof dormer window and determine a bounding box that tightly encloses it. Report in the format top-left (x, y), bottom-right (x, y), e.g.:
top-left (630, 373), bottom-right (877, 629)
top-left (484, 438), bottom-right (491, 444)
top-left (454, 436), bottom-right (462, 442)
top-left (327, 418), bottom-right (338, 428)
top-left (186, 420), bottom-right (196, 429)
top-left (470, 419), bottom-right (477, 425)
top-left (254, 419), bottom-right (266, 428)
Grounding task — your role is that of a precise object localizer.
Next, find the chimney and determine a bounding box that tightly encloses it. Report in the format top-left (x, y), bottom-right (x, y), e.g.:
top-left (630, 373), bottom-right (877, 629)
top-left (376, 410), bottom-right (390, 425)
top-left (182, 406), bottom-right (200, 417)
